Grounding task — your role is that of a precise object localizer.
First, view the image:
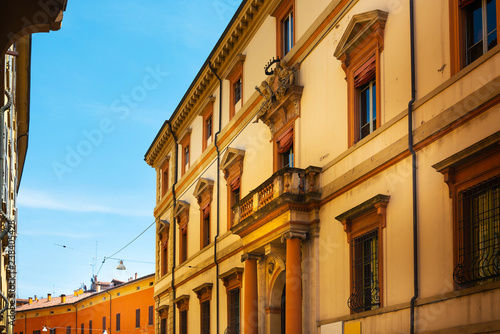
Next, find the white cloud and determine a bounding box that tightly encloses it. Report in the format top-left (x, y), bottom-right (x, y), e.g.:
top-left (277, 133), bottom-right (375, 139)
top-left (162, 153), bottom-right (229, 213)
top-left (17, 188), bottom-right (150, 217)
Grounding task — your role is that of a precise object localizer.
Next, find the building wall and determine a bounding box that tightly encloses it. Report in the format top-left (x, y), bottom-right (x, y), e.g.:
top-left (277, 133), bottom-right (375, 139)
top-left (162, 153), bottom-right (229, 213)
top-left (14, 275), bottom-right (155, 334)
top-left (145, 0), bottom-right (500, 333)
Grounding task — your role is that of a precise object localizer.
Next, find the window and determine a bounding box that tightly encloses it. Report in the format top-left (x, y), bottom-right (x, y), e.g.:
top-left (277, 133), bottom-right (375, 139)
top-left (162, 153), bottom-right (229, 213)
top-left (434, 136), bottom-right (500, 288)
top-left (174, 295), bottom-right (189, 334)
top-left (33, 331), bottom-right (41, 334)
top-left (116, 313), bottom-right (121, 332)
top-left (221, 148), bottom-right (245, 229)
top-left (135, 309), bottom-right (140, 328)
top-left (80, 324), bottom-right (84, 334)
top-left (202, 213), bottom-right (211, 248)
top-left (175, 201), bottom-right (190, 264)
top-left (450, 0), bottom-right (499, 74)
top-left (50, 329), bottom-right (56, 334)
top-left (193, 178), bottom-right (214, 249)
top-left (455, 175), bottom-right (500, 285)
top-left (180, 310), bottom-right (188, 334)
top-left (160, 317), bottom-right (167, 334)
top-left (350, 229), bottom-right (380, 312)
top-left (358, 76), bottom-right (377, 140)
top-left (88, 321), bottom-right (92, 334)
top-left (226, 55), bottom-right (245, 120)
top-left (181, 227), bottom-right (188, 263)
top-left (273, 0), bottom-right (295, 57)
top-left (161, 159), bottom-right (169, 197)
top-left (66, 327), bottom-right (71, 334)
top-left (219, 268), bottom-right (243, 334)
top-left (193, 283), bottom-right (213, 334)
top-left (274, 126), bottom-right (294, 171)
top-left (335, 194), bottom-right (389, 313)
top-left (334, 10), bottom-right (387, 147)
top-left (180, 131), bottom-right (191, 176)
top-left (228, 288), bottom-right (240, 334)
top-left (102, 317), bottom-right (106, 333)
top-left (201, 98), bottom-right (215, 151)
top-left (201, 300), bottom-right (210, 334)
top-left (161, 230), bottom-right (169, 276)
top-left (148, 306), bottom-right (154, 326)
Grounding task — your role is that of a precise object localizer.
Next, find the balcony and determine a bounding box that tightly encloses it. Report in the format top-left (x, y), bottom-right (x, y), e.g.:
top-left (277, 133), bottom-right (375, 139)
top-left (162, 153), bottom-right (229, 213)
top-left (231, 166), bottom-right (321, 232)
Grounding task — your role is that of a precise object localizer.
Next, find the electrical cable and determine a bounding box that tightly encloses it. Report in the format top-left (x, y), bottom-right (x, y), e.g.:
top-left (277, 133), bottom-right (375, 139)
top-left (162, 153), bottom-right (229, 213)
top-left (96, 220), bottom-right (156, 277)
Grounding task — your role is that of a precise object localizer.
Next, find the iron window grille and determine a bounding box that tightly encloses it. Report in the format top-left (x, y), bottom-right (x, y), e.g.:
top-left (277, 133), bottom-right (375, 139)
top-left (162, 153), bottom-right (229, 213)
top-left (454, 174), bottom-right (500, 286)
top-left (348, 229), bottom-right (380, 312)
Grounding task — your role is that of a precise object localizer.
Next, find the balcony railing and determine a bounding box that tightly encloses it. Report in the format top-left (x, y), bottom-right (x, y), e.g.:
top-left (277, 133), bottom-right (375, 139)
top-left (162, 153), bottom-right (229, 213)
top-left (232, 166), bottom-right (321, 226)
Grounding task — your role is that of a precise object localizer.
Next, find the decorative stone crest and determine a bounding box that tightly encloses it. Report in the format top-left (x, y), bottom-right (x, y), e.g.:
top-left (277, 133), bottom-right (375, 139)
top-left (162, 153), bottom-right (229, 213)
top-left (255, 59), bottom-right (303, 137)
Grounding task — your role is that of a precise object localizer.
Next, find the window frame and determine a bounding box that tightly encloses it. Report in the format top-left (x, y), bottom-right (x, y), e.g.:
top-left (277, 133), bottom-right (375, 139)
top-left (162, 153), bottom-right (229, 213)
top-left (225, 55), bottom-right (246, 121)
top-left (434, 137), bottom-right (500, 288)
top-left (220, 148), bottom-right (245, 229)
top-left (160, 158), bottom-right (169, 197)
top-left (193, 283), bottom-right (213, 334)
top-left (336, 194), bottom-right (389, 314)
top-left (193, 178), bottom-right (214, 250)
top-left (219, 267), bottom-right (243, 334)
top-left (449, 0), bottom-right (500, 75)
top-left (180, 131), bottom-right (191, 177)
top-left (334, 10), bottom-right (387, 148)
top-left (274, 125), bottom-right (294, 172)
top-left (116, 313), bottom-right (121, 332)
top-left (272, 0), bottom-right (296, 58)
top-left (135, 308), bottom-right (140, 328)
top-left (174, 295), bottom-right (190, 334)
top-left (160, 229), bottom-right (169, 276)
top-left (174, 202), bottom-right (190, 265)
top-left (148, 305), bottom-right (154, 326)
top-left (201, 99), bottom-right (215, 152)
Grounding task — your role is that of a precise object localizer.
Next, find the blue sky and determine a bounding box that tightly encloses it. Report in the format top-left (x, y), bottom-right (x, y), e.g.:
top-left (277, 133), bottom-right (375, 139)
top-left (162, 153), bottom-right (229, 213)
top-left (16, 0), bottom-right (241, 298)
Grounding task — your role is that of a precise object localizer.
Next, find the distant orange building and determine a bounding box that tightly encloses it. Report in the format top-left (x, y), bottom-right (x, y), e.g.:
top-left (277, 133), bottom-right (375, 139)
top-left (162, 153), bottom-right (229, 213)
top-left (14, 274), bottom-right (155, 334)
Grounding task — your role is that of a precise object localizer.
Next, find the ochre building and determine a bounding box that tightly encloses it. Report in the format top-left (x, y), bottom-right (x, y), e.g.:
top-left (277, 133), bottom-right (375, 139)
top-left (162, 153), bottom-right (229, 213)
top-left (14, 274), bottom-right (155, 334)
top-left (145, 0), bottom-right (500, 333)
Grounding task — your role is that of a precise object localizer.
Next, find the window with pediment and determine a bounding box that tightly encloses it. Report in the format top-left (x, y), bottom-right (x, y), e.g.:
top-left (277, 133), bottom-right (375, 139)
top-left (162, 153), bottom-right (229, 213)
top-left (334, 10), bottom-right (388, 147)
top-left (174, 201), bottom-right (190, 264)
top-left (225, 55), bottom-right (246, 120)
top-left (193, 178), bottom-right (214, 249)
top-left (433, 134), bottom-right (500, 288)
top-left (336, 194), bottom-right (389, 313)
top-left (220, 148), bottom-right (245, 228)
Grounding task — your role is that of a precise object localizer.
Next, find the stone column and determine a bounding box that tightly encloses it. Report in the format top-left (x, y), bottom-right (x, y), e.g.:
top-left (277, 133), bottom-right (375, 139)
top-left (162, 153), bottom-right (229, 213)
top-left (242, 253), bottom-right (261, 334)
top-left (282, 231), bottom-right (306, 334)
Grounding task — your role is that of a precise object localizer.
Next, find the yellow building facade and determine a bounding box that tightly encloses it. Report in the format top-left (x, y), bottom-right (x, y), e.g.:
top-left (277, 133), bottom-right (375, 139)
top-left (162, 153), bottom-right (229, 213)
top-left (145, 0), bottom-right (500, 333)
top-left (0, 1), bottom-right (68, 333)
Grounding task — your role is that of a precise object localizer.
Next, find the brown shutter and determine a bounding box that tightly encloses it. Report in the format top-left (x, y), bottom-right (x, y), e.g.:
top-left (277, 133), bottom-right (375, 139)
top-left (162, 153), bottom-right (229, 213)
top-left (459, 0), bottom-right (477, 8)
top-left (354, 55), bottom-right (376, 87)
top-left (229, 176), bottom-right (241, 191)
top-left (277, 127), bottom-right (294, 154)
